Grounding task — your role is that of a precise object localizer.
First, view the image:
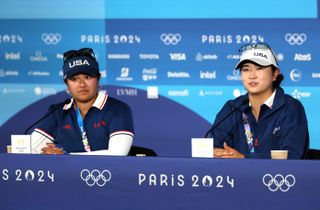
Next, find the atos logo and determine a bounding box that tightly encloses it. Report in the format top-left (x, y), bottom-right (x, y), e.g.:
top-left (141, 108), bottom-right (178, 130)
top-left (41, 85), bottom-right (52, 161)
top-left (294, 53), bottom-right (311, 61)
top-left (169, 53), bottom-right (186, 61)
top-left (69, 59), bottom-right (90, 68)
top-left (290, 69), bottom-right (302, 82)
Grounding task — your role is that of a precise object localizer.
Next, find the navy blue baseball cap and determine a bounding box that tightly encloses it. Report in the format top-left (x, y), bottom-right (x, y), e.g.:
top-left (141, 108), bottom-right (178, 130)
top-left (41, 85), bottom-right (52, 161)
top-left (62, 48), bottom-right (100, 80)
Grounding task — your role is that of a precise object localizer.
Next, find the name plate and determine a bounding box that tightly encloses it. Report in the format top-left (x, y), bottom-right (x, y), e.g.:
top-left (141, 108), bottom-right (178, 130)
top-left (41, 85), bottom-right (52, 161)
top-left (191, 138), bottom-right (213, 158)
top-left (11, 135), bottom-right (31, 154)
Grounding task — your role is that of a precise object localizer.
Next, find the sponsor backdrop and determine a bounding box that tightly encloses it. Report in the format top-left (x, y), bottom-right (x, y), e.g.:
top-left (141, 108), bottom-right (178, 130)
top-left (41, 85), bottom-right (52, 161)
top-left (0, 0), bottom-right (319, 156)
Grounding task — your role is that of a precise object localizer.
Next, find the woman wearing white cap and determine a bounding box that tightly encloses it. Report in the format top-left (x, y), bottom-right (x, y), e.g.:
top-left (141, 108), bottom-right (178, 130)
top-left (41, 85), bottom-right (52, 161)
top-left (31, 48), bottom-right (134, 155)
top-left (208, 43), bottom-right (309, 159)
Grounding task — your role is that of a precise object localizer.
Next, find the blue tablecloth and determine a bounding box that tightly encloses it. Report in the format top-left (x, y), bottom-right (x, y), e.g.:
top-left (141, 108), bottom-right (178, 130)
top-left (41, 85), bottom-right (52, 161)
top-left (1, 154), bottom-right (319, 210)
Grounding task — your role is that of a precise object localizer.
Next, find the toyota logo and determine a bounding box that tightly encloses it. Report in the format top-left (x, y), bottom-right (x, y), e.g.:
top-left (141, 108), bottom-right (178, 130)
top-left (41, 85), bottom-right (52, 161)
top-left (285, 33), bottom-right (307, 45)
top-left (160, 33), bottom-right (181, 45)
top-left (41, 33), bottom-right (62, 45)
top-left (262, 174), bottom-right (296, 192)
top-left (80, 169), bottom-right (112, 187)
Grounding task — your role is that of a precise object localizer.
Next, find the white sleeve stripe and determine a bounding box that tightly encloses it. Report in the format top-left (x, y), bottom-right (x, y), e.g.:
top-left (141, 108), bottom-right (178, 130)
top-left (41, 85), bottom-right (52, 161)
top-left (34, 128), bottom-right (54, 141)
top-left (110, 131), bottom-right (134, 138)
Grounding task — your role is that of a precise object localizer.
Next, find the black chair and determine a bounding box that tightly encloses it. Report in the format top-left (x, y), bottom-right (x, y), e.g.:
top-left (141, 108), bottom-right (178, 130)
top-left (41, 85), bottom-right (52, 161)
top-left (129, 146), bottom-right (157, 157)
top-left (306, 149), bottom-right (320, 160)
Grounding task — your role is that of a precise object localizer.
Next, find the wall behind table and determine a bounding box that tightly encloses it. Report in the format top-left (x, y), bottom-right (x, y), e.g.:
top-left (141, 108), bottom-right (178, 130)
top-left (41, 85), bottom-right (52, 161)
top-left (0, 0), bottom-right (319, 155)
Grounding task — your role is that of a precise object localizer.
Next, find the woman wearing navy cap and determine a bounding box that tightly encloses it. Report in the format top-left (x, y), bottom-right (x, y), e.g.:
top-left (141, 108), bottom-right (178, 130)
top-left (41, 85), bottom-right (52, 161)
top-left (208, 43), bottom-right (309, 159)
top-left (31, 48), bottom-right (134, 155)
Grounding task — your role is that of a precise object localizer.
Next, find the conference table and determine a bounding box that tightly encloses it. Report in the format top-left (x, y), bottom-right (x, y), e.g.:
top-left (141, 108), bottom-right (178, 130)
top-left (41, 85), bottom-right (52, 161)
top-left (1, 153), bottom-right (319, 210)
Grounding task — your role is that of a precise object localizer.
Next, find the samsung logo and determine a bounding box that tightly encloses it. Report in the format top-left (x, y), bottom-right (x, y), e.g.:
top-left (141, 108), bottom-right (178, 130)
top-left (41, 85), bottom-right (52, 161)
top-left (108, 54), bottom-right (130, 59)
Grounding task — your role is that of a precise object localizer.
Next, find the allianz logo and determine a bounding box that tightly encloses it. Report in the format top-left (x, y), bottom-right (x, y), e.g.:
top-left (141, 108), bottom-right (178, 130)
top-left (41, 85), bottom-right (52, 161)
top-left (200, 70), bottom-right (216, 79)
top-left (168, 89), bottom-right (189, 97)
top-left (169, 53), bottom-right (186, 61)
top-left (294, 53), bottom-right (311, 61)
top-left (5, 52), bottom-right (20, 60)
top-left (167, 71), bottom-right (190, 78)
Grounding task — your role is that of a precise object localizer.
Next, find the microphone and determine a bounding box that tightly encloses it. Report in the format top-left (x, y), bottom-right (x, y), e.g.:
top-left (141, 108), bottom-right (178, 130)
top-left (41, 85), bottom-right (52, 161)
top-left (204, 99), bottom-right (248, 138)
top-left (24, 99), bottom-right (71, 134)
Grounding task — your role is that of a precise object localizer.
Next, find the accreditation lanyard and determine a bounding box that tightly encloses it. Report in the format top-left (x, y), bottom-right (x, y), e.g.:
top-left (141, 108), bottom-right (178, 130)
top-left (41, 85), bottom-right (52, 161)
top-left (242, 112), bottom-right (255, 154)
top-left (76, 107), bottom-right (91, 152)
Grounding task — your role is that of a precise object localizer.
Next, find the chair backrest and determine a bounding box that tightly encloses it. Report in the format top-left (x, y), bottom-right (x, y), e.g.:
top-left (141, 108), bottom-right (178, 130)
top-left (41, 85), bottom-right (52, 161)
top-left (129, 146), bottom-right (157, 157)
top-left (306, 149), bottom-right (320, 160)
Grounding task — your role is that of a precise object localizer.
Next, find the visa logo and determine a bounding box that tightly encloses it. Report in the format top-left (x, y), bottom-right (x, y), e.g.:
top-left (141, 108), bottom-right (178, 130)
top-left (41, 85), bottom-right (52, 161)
top-left (169, 53), bottom-right (186, 61)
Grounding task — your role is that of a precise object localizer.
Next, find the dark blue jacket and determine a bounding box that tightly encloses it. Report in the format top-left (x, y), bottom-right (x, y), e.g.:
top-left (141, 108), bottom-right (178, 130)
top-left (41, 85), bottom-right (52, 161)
top-left (33, 91), bottom-right (134, 153)
top-left (209, 87), bottom-right (309, 159)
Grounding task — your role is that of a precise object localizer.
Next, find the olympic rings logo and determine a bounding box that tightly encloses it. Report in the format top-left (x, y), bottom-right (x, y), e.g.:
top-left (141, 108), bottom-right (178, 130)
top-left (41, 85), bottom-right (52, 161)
top-left (262, 174), bottom-right (295, 192)
top-left (80, 169), bottom-right (112, 187)
top-left (41, 33), bottom-right (62, 45)
top-left (285, 33), bottom-right (307, 45)
top-left (160, 33), bottom-right (181, 45)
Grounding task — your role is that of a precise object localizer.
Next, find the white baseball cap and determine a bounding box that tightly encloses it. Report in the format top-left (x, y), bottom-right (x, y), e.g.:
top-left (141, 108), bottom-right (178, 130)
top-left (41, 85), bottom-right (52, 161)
top-left (235, 43), bottom-right (278, 69)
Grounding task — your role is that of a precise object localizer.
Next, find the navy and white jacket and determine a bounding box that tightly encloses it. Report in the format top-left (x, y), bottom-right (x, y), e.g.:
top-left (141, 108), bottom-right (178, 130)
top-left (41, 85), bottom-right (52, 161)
top-left (209, 87), bottom-right (309, 159)
top-left (31, 91), bottom-right (134, 153)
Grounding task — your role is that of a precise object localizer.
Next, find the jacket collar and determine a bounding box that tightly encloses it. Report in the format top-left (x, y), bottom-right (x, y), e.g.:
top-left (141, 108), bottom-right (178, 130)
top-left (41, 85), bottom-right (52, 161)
top-left (63, 90), bottom-right (108, 111)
